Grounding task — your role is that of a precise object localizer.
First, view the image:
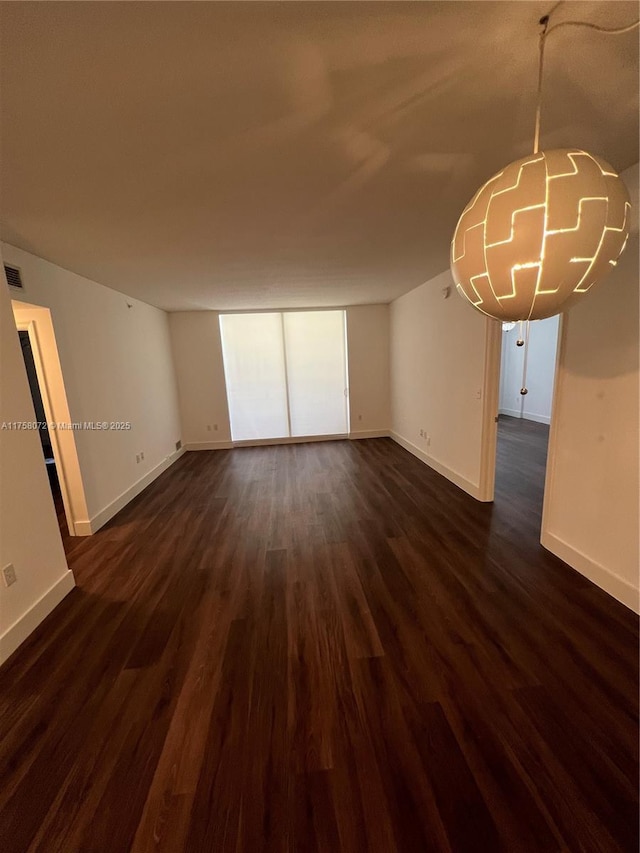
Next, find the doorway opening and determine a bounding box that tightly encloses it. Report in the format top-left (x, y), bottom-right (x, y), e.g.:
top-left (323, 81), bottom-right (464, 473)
top-left (495, 316), bottom-right (561, 519)
top-left (12, 301), bottom-right (90, 536)
top-left (18, 330), bottom-right (67, 535)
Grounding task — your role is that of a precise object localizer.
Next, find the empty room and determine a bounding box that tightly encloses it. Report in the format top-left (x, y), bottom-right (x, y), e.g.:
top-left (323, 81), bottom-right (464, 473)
top-left (0, 2), bottom-right (638, 851)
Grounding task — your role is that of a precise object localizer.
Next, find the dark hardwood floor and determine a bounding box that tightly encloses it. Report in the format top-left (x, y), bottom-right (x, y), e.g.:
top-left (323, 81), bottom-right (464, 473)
top-left (1, 418), bottom-right (638, 852)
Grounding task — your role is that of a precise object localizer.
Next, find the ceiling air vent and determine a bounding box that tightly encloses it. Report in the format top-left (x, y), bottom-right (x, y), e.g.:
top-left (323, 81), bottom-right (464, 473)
top-left (4, 264), bottom-right (23, 290)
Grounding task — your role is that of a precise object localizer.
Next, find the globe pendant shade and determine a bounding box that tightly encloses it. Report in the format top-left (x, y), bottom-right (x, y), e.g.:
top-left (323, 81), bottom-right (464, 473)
top-left (450, 149), bottom-right (631, 321)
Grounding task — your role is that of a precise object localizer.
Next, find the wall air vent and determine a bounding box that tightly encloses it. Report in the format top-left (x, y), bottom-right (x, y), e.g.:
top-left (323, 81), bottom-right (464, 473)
top-left (4, 264), bottom-right (23, 290)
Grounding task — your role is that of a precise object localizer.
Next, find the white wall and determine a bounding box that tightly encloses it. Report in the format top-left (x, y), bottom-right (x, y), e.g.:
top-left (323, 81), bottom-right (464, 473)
top-left (170, 306), bottom-right (391, 447)
top-left (542, 164), bottom-right (639, 612)
top-left (390, 270), bottom-right (496, 499)
top-left (2, 244), bottom-right (183, 532)
top-left (169, 312), bottom-right (232, 449)
top-left (0, 254), bottom-right (74, 664)
top-left (499, 315), bottom-right (560, 424)
top-left (346, 305), bottom-right (390, 437)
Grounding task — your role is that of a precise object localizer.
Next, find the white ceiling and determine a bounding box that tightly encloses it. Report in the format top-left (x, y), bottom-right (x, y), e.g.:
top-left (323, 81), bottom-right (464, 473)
top-left (1, 1), bottom-right (638, 311)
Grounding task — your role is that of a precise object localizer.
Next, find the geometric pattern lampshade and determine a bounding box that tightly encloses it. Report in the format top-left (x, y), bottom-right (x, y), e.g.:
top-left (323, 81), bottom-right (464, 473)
top-left (450, 149), bottom-right (631, 321)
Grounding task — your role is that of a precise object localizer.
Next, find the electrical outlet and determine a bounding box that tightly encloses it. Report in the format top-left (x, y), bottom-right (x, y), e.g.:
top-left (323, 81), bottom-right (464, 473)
top-left (214, 424), bottom-right (218, 431)
top-left (206, 424), bottom-right (212, 431)
top-left (419, 429), bottom-right (424, 437)
top-left (140, 451), bottom-right (144, 461)
top-left (3, 563), bottom-right (17, 587)
top-left (358, 414), bottom-right (362, 421)
top-left (136, 454), bottom-right (140, 463)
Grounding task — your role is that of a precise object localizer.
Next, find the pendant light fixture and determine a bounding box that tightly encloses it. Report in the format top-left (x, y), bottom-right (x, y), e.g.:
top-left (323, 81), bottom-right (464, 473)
top-left (451, 7), bottom-right (637, 324)
top-left (450, 4), bottom-right (638, 395)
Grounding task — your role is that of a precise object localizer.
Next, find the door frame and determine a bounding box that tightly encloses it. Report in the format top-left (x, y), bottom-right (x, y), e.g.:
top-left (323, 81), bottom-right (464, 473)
top-left (479, 314), bottom-right (564, 504)
top-left (477, 318), bottom-right (503, 502)
top-left (13, 307), bottom-right (90, 536)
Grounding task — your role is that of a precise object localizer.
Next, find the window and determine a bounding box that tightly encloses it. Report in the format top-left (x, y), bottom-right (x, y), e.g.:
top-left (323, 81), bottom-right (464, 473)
top-left (220, 311), bottom-right (348, 442)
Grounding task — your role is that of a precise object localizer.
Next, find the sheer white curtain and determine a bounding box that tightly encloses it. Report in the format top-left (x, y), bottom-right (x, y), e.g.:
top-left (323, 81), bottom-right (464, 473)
top-left (283, 311), bottom-right (348, 437)
top-left (219, 313), bottom-right (290, 441)
top-left (220, 310), bottom-right (348, 441)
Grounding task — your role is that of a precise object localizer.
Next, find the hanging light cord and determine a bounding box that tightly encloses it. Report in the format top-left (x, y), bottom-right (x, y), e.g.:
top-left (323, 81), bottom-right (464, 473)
top-left (520, 320), bottom-right (531, 402)
top-left (521, 6), bottom-right (640, 395)
top-left (532, 9), bottom-right (640, 154)
top-left (547, 19), bottom-right (640, 36)
top-left (532, 17), bottom-right (549, 154)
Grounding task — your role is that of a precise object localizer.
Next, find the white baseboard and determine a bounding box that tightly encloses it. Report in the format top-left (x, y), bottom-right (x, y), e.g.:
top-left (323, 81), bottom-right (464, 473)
top-left (231, 434), bottom-right (347, 448)
top-left (499, 408), bottom-right (551, 425)
top-left (541, 530), bottom-right (639, 613)
top-left (72, 517), bottom-right (93, 536)
top-left (0, 570), bottom-right (75, 665)
top-left (87, 447), bottom-right (186, 533)
top-left (390, 431), bottom-right (484, 501)
top-left (185, 433), bottom-right (389, 449)
top-left (527, 413), bottom-right (551, 425)
top-left (184, 440), bottom-right (233, 451)
top-left (349, 429), bottom-right (389, 440)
